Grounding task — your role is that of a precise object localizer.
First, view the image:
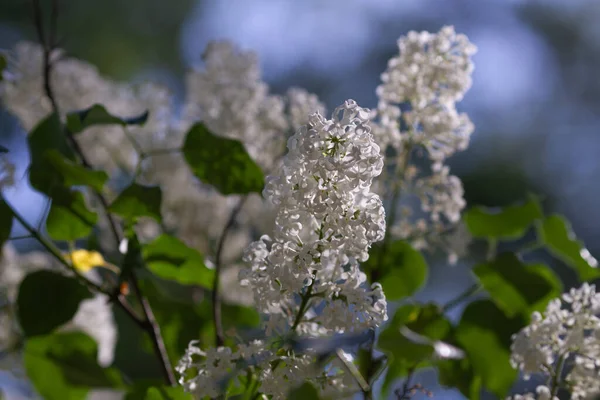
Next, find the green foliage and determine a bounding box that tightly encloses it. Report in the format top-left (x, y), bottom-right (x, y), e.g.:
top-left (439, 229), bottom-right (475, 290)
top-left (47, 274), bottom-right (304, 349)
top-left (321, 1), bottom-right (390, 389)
top-left (288, 382), bottom-right (322, 400)
top-left (463, 195), bottom-right (542, 240)
top-left (537, 214), bottom-right (600, 281)
top-left (44, 149), bottom-right (109, 191)
top-left (17, 270), bottom-right (92, 337)
top-left (109, 183), bottom-right (163, 222)
top-left (0, 197), bottom-right (13, 247)
top-left (27, 113), bottom-right (99, 240)
top-left (125, 384), bottom-right (191, 400)
top-left (364, 241), bottom-right (428, 300)
top-left (24, 332), bottom-right (124, 400)
top-left (437, 358), bottom-right (482, 400)
top-left (45, 190), bottom-right (98, 240)
top-left (377, 304), bottom-right (451, 395)
top-left (66, 104), bottom-right (148, 134)
top-left (24, 332), bottom-right (123, 397)
top-left (454, 300), bottom-right (526, 398)
top-left (142, 234), bottom-right (213, 289)
top-left (182, 123), bottom-right (265, 195)
top-left (473, 252), bottom-right (562, 318)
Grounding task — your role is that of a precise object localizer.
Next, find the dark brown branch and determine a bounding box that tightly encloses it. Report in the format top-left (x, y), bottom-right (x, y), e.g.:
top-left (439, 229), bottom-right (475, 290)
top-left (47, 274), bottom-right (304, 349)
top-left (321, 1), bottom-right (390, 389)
top-left (212, 196), bottom-right (248, 347)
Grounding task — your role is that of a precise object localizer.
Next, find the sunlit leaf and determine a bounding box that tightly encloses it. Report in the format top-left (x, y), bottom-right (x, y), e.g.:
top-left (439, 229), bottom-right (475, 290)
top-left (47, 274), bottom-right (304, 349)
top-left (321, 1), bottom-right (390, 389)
top-left (44, 149), bottom-right (108, 191)
top-left (45, 189), bottom-right (98, 241)
top-left (182, 123), bottom-right (264, 195)
top-left (109, 183), bottom-right (162, 222)
top-left (66, 104), bottom-right (148, 134)
top-left (24, 332), bottom-right (124, 400)
top-left (474, 252), bottom-right (562, 318)
top-left (65, 249), bottom-right (107, 273)
top-left (463, 195), bottom-right (542, 240)
top-left (537, 214), bottom-right (600, 281)
top-left (142, 234), bottom-right (213, 289)
top-left (454, 300), bottom-right (525, 398)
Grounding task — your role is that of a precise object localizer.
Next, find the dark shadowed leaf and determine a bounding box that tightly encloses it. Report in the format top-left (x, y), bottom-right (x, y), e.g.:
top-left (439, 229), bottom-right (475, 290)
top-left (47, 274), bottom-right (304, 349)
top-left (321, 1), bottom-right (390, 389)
top-left (0, 198), bottom-right (13, 247)
top-left (66, 104), bottom-right (148, 134)
top-left (474, 252), bottom-right (562, 318)
top-left (437, 358), bottom-right (482, 400)
top-left (182, 123), bottom-right (264, 195)
top-left (17, 270), bottom-right (93, 337)
top-left (142, 234), bottom-right (213, 289)
top-left (364, 241), bottom-right (428, 300)
top-left (537, 214), bottom-right (600, 281)
top-left (463, 195), bottom-right (543, 240)
top-left (24, 332), bottom-right (124, 400)
top-left (288, 382), bottom-right (321, 400)
top-left (109, 183), bottom-right (162, 222)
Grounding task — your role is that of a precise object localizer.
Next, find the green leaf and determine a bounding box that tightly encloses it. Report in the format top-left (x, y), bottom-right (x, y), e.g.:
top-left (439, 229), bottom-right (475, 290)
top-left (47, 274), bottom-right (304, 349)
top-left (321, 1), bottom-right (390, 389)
top-left (142, 234), bottom-right (214, 289)
top-left (463, 195), bottom-right (543, 240)
top-left (364, 241), bottom-right (428, 300)
top-left (474, 252), bottom-right (563, 318)
top-left (437, 358), bottom-right (481, 400)
top-left (182, 123), bottom-right (264, 195)
top-left (28, 113), bottom-right (75, 195)
top-left (0, 198), bottom-right (13, 247)
top-left (44, 149), bottom-right (108, 191)
top-left (537, 214), bottom-right (600, 281)
top-left (66, 104), bottom-right (149, 134)
top-left (24, 332), bottom-right (124, 400)
top-left (377, 304), bottom-right (451, 395)
top-left (454, 300), bottom-right (526, 398)
top-left (45, 189), bottom-right (98, 241)
top-left (17, 270), bottom-right (93, 337)
top-left (109, 183), bottom-right (162, 222)
top-left (288, 382), bottom-right (321, 400)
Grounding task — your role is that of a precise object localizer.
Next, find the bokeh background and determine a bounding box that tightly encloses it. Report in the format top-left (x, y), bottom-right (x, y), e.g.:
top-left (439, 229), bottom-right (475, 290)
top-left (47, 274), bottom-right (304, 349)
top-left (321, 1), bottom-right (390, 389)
top-left (1, 0), bottom-right (599, 398)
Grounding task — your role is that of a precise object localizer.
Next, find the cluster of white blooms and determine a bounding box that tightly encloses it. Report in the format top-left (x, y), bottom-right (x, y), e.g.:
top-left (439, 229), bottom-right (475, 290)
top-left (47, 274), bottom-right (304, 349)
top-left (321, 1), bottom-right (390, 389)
top-left (373, 25), bottom-right (476, 158)
top-left (370, 26), bottom-right (476, 264)
top-left (178, 100), bottom-right (387, 398)
top-left (506, 385), bottom-right (557, 400)
top-left (241, 100), bottom-right (387, 335)
top-left (177, 340), bottom-right (355, 399)
top-left (0, 244), bottom-right (117, 367)
top-left (510, 283), bottom-right (600, 400)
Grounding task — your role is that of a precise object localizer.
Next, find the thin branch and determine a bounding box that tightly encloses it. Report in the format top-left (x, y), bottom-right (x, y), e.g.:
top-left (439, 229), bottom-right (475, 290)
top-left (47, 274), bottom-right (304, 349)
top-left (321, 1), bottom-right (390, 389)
top-left (442, 283), bottom-right (482, 313)
top-left (213, 196), bottom-right (248, 346)
top-left (335, 349), bottom-right (370, 393)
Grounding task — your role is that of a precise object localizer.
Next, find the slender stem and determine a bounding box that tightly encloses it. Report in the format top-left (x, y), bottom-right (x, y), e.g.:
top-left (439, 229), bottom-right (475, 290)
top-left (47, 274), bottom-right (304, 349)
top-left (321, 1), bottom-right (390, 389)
top-left (550, 353), bottom-right (567, 397)
top-left (30, 1), bottom-right (175, 385)
top-left (396, 368), bottom-right (415, 400)
top-left (212, 197), bottom-right (248, 347)
top-left (335, 348), bottom-right (370, 393)
top-left (442, 283), bottom-right (482, 313)
top-left (291, 280), bottom-right (315, 331)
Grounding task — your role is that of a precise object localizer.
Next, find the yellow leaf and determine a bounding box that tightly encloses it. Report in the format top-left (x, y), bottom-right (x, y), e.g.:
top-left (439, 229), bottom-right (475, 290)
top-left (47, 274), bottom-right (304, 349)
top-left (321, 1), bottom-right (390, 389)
top-left (66, 249), bottom-right (106, 272)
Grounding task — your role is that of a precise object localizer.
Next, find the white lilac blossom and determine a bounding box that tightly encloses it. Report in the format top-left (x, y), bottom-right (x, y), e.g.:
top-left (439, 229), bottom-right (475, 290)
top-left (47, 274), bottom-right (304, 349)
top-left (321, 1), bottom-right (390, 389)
top-left (183, 41), bottom-right (288, 171)
top-left (510, 283), bottom-right (600, 400)
top-left (0, 244), bottom-right (117, 367)
top-left (0, 42), bottom-right (173, 175)
top-left (373, 25), bottom-right (477, 159)
top-left (241, 99), bottom-right (387, 335)
top-left (285, 87), bottom-right (327, 132)
top-left (506, 385), bottom-right (557, 400)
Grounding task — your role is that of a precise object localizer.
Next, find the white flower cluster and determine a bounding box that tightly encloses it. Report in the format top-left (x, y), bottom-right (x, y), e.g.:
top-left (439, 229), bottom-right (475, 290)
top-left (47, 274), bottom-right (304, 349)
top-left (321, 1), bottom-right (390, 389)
top-left (510, 283), bottom-right (600, 400)
top-left (373, 25), bottom-right (476, 158)
top-left (0, 244), bottom-right (117, 368)
top-left (371, 26), bottom-right (476, 264)
top-left (242, 100), bottom-right (387, 335)
top-left (177, 100), bottom-right (387, 398)
top-left (506, 385), bottom-right (558, 400)
top-left (176, 340), bottom-right (355, 399)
